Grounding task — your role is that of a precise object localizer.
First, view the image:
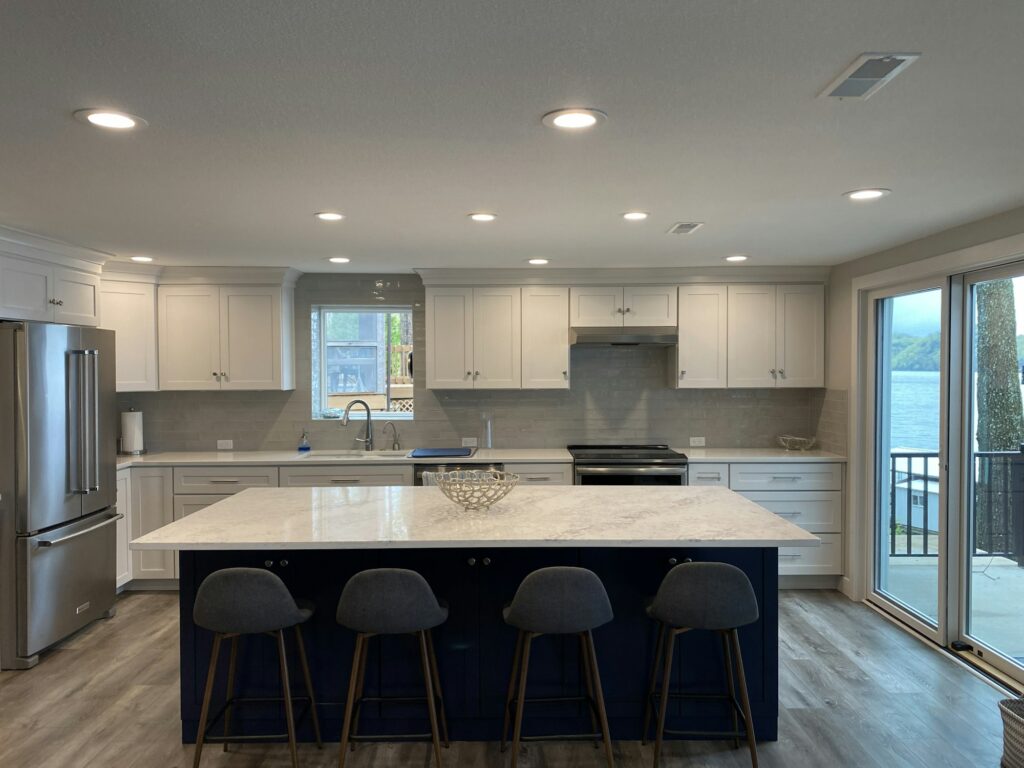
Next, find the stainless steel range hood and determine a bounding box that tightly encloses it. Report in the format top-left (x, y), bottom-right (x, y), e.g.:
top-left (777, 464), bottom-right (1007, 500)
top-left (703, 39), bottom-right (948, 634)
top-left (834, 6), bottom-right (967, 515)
top-left (570, 326), bottom-right (679, 346)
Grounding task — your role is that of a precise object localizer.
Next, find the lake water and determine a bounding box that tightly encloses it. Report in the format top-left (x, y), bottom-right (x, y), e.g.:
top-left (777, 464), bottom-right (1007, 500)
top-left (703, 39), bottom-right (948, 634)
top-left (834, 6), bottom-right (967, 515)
top-left (890, 370), bottom-right (940, 451)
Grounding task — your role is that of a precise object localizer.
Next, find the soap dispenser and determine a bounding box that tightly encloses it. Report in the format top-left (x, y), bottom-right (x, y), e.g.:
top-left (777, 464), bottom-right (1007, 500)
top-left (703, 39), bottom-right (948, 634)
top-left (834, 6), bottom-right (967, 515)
top-left (297, 429), bottom-right (312, 453)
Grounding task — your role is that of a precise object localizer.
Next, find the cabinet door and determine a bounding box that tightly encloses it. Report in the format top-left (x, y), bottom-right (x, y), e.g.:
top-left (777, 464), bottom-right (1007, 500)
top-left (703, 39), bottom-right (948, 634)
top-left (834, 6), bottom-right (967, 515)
top-left (172, 495), bottom-right (232, 578)
top-left (570, 287), bottom-right (623, 327)
top-left (279, 465), bottom-right (413, 487)
top-left (675, 284), bottom-right (727, 388)
top-left (473, 287), bottom-right (521, 388)
top-left (158, 286), bottom-right (221, 390)
top-left (521, 286), bottom-right (569, 389)
top-left (623, 286), bottom-right (677, 326)
top-left (53, 268), bottom-right (100, 326)
top-left (100, 280), bottom-right (158, 391)
top-left (425, 287), bottom-right (474, 389)
top-left (775, 284), bottom-right (824, 388)
top-left (130, 468), bottom-right (175, 580)
top-left (219, 286), bottom-right (282, 390)
top-left (0, 255), bottom-right (52, 322)
top-left (727, 285), bottom-right (777, 388)
top-left (115, 469), bottom-right (132, 588)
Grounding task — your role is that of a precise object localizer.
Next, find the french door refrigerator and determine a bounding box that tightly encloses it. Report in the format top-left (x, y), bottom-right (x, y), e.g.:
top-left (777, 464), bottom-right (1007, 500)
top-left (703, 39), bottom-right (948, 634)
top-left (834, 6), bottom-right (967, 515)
top-left (0, 322), bottom-right (118, 669)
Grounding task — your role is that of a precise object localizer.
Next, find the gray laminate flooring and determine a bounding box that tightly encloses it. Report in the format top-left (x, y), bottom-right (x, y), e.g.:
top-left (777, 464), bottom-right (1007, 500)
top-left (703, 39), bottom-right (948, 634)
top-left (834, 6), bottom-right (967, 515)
top-left (0, 590), bottom-right (1007, 767)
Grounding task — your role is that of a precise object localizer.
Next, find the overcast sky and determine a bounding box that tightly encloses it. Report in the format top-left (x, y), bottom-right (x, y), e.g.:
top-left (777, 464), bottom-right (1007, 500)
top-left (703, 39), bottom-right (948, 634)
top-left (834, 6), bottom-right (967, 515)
top-left (890, 277), bottom-right (1024, 336)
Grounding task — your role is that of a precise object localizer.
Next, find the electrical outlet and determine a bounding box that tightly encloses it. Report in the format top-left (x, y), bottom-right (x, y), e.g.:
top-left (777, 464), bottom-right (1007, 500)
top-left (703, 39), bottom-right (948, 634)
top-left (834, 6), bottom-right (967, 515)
top-left (461, 437), bottom-right (478, 447)
top-left (217, 439), bottom-right (233, 450)
top-left (689, 436), bottom-right (706, 447)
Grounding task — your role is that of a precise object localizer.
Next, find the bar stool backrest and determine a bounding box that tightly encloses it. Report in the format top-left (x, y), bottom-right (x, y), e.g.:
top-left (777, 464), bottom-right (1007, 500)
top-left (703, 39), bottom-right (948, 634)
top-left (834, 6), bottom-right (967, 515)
top-left (650, 562), bottom-right (759, 630)
top-left (194, 567), bottom-right (309, 634)
top-left (505, 566), bottom-right (613, 634)
top-left (336, 568), bottom-right (448, 634)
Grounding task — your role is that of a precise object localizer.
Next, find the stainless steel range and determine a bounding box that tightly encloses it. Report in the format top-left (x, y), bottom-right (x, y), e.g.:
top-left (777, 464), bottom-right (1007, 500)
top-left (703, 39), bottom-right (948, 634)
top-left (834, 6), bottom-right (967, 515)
top-left (568, 444), bottom-right (689, 486)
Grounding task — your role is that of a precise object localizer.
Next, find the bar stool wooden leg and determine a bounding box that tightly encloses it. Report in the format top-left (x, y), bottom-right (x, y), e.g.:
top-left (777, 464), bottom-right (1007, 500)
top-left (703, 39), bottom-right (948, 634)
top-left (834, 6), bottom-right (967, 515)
top-left (579, 633), bottom-right (600, 748)
top-left (721, 631), bottom-right (740, 749)
top-left (510, 633), bottom-right (534, 768)
top-left (729, 629), bottom-right (759, 768)
top-left (193, 633), bottom-right (223, 768)
top-left (418, 631), bottom-right (444, 766)
top-left (652, 628), bottom-right (677, 768)
top-left (641, 623), bottom-right (666, 746)
top-left (338, 632), bottom-right (365, 768)
top-left (347, 633), bottom-right (369, 750)
top-left (500, 630), bottom-right (524, 753)
top-left (584, 630), bottom-right (615, 768)
top-left (426, 630), bottom-right (450, 748)
top-left (275, 630), bottom-right (299, 768)
top-left (294, 624), bottom-right (323, 748)
top-left (222, 635), bottom-right (239, 752)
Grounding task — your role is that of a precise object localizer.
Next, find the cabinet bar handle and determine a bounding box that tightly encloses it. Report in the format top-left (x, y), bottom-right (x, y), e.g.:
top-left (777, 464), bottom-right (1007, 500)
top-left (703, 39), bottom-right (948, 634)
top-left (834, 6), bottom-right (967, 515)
top-left (771, 476), bottom-right (799, 481)
top-left (778, 553), bottom-right (803, 559)
top-left (775, 511), bottom-right (801, 517)
top-left (330, 478), bottom-right (359, 484)
top-left (208, 479), bottom-right (241, 484)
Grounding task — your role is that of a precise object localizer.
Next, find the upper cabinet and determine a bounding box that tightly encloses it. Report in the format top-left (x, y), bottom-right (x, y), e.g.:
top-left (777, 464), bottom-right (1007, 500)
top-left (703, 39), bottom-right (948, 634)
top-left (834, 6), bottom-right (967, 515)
top-left (425, 287), bottom-right (521, 389)
top-left (0, 255), bottom-right (100, 326)
top-left (674, 284), bottom-right (728, 389)
top-left (158, 284), bottom-right (294, 391)
top-left (727, 284), bottom-right (824, 388)
top-left (100, 279), bottom-right (159, 391)
top-left (570, 286), bottom-right (676, 327)
top-left (522, 286), bottom-right (570, 389)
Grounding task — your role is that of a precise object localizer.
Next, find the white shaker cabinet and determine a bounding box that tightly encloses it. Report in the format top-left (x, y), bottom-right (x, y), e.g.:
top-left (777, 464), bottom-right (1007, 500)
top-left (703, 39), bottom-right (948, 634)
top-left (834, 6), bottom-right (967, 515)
top-left (570, 287), bottom-right (623, 327)
top-left (425, 287), bottom-right (474, 389)
top-left (52, 268), bottom-right (101, 326)
top-left (100, 279), bottom-right (159, 391)
top-left (522, 286), bottom-right (570, 389)
top-left (727, 284), bottom-right (778, 388)
top-left (158, 285), bottom-right (294, 391)
top-left (129, 467), bottom-right (175, 581)
top-left (622, 286), bottom-right (677, 326)
top-left (115, 468), bottom-right (133, 588)
top-left (570, 286), bottom-right (676, 327)
top-left (674, 284), bottom-right (727, 388)
top-left (0, 255), bottom-right (100, 326)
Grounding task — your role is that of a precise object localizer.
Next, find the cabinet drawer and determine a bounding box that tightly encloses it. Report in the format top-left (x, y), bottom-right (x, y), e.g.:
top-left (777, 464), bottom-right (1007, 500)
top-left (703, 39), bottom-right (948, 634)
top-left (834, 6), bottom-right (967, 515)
top-left (689, 463), bottom-right (729, 487)
top-left (279, 465), bottom-right (413, 487)
top-left (503, 463), bottom-right (572, 486)
top-left (729, 462), bottom-right (842, 492)
top-left (778, 533), bottom-right (842, 575)
top-left (173, 466), bottom-right (279, 494)
top-left (738, 491), bottom-right (841, 533)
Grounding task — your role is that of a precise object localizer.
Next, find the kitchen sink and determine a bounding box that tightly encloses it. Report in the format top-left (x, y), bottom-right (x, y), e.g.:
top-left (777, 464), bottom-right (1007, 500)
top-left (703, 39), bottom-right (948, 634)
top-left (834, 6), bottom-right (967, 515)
top-left (300, 450), bottom-right (409, 459)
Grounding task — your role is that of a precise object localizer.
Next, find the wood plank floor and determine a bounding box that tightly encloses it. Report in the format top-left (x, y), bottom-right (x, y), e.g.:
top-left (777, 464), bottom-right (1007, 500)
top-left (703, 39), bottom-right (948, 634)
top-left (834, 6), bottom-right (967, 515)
top-left (0, 590), bottom-right (1007, 767)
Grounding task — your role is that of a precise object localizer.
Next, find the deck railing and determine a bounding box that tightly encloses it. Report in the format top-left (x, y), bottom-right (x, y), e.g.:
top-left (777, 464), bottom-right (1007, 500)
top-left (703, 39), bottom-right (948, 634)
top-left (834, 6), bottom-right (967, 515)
top-left (888, 451), bottom-right (1019, 561)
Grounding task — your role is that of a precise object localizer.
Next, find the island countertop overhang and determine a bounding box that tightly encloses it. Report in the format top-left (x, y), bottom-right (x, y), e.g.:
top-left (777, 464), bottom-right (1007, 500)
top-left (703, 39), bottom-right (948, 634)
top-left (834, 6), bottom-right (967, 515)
top-left (131, 485), bottom-right (820, 551)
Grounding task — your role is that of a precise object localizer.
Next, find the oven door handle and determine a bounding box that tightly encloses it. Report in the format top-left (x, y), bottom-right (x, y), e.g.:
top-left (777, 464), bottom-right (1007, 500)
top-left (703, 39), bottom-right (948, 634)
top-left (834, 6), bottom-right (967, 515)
top-left (574, 466), bottom-right (688, 476)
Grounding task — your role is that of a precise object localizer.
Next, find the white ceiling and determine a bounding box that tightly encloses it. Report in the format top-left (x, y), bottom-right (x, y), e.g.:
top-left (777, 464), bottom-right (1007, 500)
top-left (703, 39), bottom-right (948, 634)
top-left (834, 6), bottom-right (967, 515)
top-left (2, 1), bottom-right (1024, 272)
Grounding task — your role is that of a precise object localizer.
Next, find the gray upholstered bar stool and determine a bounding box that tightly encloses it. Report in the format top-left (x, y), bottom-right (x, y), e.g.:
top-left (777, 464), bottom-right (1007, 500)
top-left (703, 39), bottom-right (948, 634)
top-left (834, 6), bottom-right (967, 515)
top-left (192, 567), bottom-right (323, 768)
top-left (335, 568), bottom-right (449, 768)
top-left (501, 566), bottom-right (615, 768)
top-left (641, 561), bottom-right (759, 768)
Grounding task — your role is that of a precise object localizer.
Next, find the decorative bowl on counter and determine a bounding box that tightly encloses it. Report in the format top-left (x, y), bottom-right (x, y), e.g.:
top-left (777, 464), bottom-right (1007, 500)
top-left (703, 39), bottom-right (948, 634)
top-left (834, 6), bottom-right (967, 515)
top-left (427, 470), bottom-right (520, 511)
top-left (776, 435), bottom-right (817, 451)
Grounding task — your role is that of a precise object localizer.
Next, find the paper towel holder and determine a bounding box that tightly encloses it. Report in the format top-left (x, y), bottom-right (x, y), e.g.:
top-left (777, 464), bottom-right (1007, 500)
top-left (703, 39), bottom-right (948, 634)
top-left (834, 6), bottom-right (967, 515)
top-left (118, 408), bottom-right (148, 456)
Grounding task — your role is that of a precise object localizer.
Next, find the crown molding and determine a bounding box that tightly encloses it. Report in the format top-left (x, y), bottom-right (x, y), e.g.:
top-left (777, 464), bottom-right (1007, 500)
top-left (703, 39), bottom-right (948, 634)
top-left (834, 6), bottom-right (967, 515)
top-left (0, 224), bottom-right (112, 273)
top-left (150, 266), bottom-right (302, 287)
top-left (415, 266), bottom-right (831, 286)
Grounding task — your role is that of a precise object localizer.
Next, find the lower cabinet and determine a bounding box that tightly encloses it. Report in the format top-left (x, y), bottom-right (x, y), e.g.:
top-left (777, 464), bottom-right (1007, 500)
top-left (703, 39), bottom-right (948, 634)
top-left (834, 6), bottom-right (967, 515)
top-left (172, 495), bottom-right (232, 578)
top-left (502, 462), bottom-right (572, 486)
top-left (278, 465), bottom-right (413, 487)
top-left (130, 467), bottom-right (175, 580)
top-left (115, 468), bottom-right (133, 588)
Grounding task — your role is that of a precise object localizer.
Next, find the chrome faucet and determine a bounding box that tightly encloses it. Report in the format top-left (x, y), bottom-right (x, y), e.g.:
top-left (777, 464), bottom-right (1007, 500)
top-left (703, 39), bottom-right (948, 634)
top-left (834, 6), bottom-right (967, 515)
top-left (341, 399), bottom-right (374, 451)
top-left (383, 421), bottom-right (400, 451)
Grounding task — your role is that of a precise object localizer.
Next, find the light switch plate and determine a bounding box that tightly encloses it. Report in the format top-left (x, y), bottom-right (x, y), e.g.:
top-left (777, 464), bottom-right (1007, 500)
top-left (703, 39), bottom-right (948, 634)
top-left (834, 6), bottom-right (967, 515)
top-left (689, 436), bottom-right (706, 447)
top-left (217, 439), bottom-right (233, 450)
top-left (461, 437), bottom-right (478, 447)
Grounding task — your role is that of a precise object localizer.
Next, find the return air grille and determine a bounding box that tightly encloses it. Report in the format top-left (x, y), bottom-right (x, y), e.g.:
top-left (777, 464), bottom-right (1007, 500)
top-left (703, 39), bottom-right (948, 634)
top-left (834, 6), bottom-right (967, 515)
top-left (666, 222), bottom-right (704, 235)
top-left (820, 52), bottom-right (920, 100)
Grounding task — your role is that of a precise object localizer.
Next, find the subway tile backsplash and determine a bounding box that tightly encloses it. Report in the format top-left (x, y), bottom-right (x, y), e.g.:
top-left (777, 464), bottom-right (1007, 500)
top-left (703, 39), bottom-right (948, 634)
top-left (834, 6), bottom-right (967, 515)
top-left (118, 274), bottom-right (844, 454)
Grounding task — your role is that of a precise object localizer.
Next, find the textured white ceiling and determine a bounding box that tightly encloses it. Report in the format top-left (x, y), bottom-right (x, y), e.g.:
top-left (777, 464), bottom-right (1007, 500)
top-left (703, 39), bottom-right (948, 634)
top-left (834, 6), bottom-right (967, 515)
top-left (1, 1), bottom-right (1023, 272)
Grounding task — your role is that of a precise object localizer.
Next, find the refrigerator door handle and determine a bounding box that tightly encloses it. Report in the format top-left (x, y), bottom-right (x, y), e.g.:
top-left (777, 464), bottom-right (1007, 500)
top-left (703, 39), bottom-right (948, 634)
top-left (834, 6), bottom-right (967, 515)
top-left (88, 350), bottom-right (100, 492)
top-left (36, 513), bottom-right (123, 547)
top-left (70, 350), bottom-right (89, 494)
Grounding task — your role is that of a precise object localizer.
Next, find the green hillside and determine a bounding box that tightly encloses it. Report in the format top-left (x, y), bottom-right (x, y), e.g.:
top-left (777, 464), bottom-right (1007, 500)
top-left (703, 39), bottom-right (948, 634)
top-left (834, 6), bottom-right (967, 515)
top-left (891, 333), bottom-right (1024, 371)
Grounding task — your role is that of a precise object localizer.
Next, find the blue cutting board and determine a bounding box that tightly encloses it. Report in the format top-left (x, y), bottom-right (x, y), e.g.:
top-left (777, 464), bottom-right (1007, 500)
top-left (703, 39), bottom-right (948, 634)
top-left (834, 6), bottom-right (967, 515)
top-left (408, 447), bottom-right (475, 459)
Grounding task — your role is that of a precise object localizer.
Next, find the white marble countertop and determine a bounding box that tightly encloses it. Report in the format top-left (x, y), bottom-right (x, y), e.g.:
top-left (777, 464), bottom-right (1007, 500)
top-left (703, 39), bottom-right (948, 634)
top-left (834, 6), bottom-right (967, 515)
top-left (131, 485), bottom-right (819, 551)
top-left (679, 448), bottom-right (846, 463)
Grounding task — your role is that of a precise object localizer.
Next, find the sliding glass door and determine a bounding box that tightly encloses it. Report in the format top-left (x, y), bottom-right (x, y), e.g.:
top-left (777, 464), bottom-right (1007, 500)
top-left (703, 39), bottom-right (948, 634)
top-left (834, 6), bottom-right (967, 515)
top-left (960, 265), bottom-right (1024, 678)
top-left (869, 284), bottom-right (948, 641)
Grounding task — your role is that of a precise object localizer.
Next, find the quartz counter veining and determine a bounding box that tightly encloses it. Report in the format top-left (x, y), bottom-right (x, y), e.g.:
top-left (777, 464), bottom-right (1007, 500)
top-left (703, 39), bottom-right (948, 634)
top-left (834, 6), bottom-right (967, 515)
top-left (131, 484), bottom-right (819, 550)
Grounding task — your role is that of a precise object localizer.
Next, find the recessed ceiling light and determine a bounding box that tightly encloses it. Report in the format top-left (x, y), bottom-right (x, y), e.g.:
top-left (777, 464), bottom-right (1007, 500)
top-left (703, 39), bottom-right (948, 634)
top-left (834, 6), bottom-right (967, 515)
top-left (843, 188), bottom-right (891, 201)
top-left (129, 255), bottom-right (153, 263)
top-left (315, 212), bottom-right (344, 221)
top-left (469, 213), bottom-right (496, 222)
top-left (622, 211), bottom-right (649, 221)
top-left (541, 108), bottom-right (607, 130)
top-left (725, 255), bottom-right (749, 263)
top-left (527, 258), bottom-right (550, 265)
top-left (328, 257), bottom-right (351, 264)
top-left (73, 109), bottom-right (146, 130)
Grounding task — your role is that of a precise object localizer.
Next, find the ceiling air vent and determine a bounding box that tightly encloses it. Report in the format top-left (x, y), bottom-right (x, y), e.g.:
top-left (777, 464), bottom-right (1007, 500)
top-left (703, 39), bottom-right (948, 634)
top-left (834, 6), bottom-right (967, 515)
top-left (666, 222), bottom-right (703, 235)
top-left (819, 52), bottom-right (920, 100)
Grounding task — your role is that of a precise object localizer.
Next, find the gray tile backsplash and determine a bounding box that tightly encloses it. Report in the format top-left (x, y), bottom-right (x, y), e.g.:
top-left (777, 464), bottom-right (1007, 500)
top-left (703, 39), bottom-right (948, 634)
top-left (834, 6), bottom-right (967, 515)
top-left (118, 274), bottom-right (833, 453)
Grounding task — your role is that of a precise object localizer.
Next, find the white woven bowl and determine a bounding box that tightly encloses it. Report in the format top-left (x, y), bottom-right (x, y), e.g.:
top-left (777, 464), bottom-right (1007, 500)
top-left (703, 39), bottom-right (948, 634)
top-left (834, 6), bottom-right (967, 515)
top-left (428, 470), bottom-right (520, 511)
top-left (777, 435), bottom-right (817, 451)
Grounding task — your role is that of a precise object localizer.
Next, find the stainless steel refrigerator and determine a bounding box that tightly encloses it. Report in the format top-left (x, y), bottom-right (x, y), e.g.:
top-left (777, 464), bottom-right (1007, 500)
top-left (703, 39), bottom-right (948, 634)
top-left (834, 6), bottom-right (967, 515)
top-left (0, 322), bottom-right (118, 669)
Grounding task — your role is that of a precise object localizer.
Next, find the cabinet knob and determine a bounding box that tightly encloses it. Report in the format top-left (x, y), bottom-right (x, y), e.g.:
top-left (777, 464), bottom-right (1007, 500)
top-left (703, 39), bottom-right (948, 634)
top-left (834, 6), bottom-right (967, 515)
top-left (474, 370), bottom-right (480, 377)
top-left (466, 371), bottom-right (472, 377)
top-left (58, 300), bottom-right (64, 306)
top-left (482, 557), bottom-right (492, 566)
top-left (668, 557), bottom-right (678, 565)
top-left (770, 369), bottom-right (777, 376)
top-left (212, 372), bottom-right (219, 377)
top-left (48, 298), bottom-right (57, 305)
top-left (467, 557), bottom-right (477, 566)
top-left (562, 370), bottom-right (568, 376)
top-left (624, 307), bottom-right (631, 313)
top-left (279, 559), bottom-right (288, 567)
top-left (778, 369), bottom-right (785, 377)
top-left (680, 370), bottom-right (686, 377)
top-left (220, 372), bottom-right (227, 377)
top-left (264, 560), bottom-right (274, 568)
top-left (616, 308), bottom-right (624, 314)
